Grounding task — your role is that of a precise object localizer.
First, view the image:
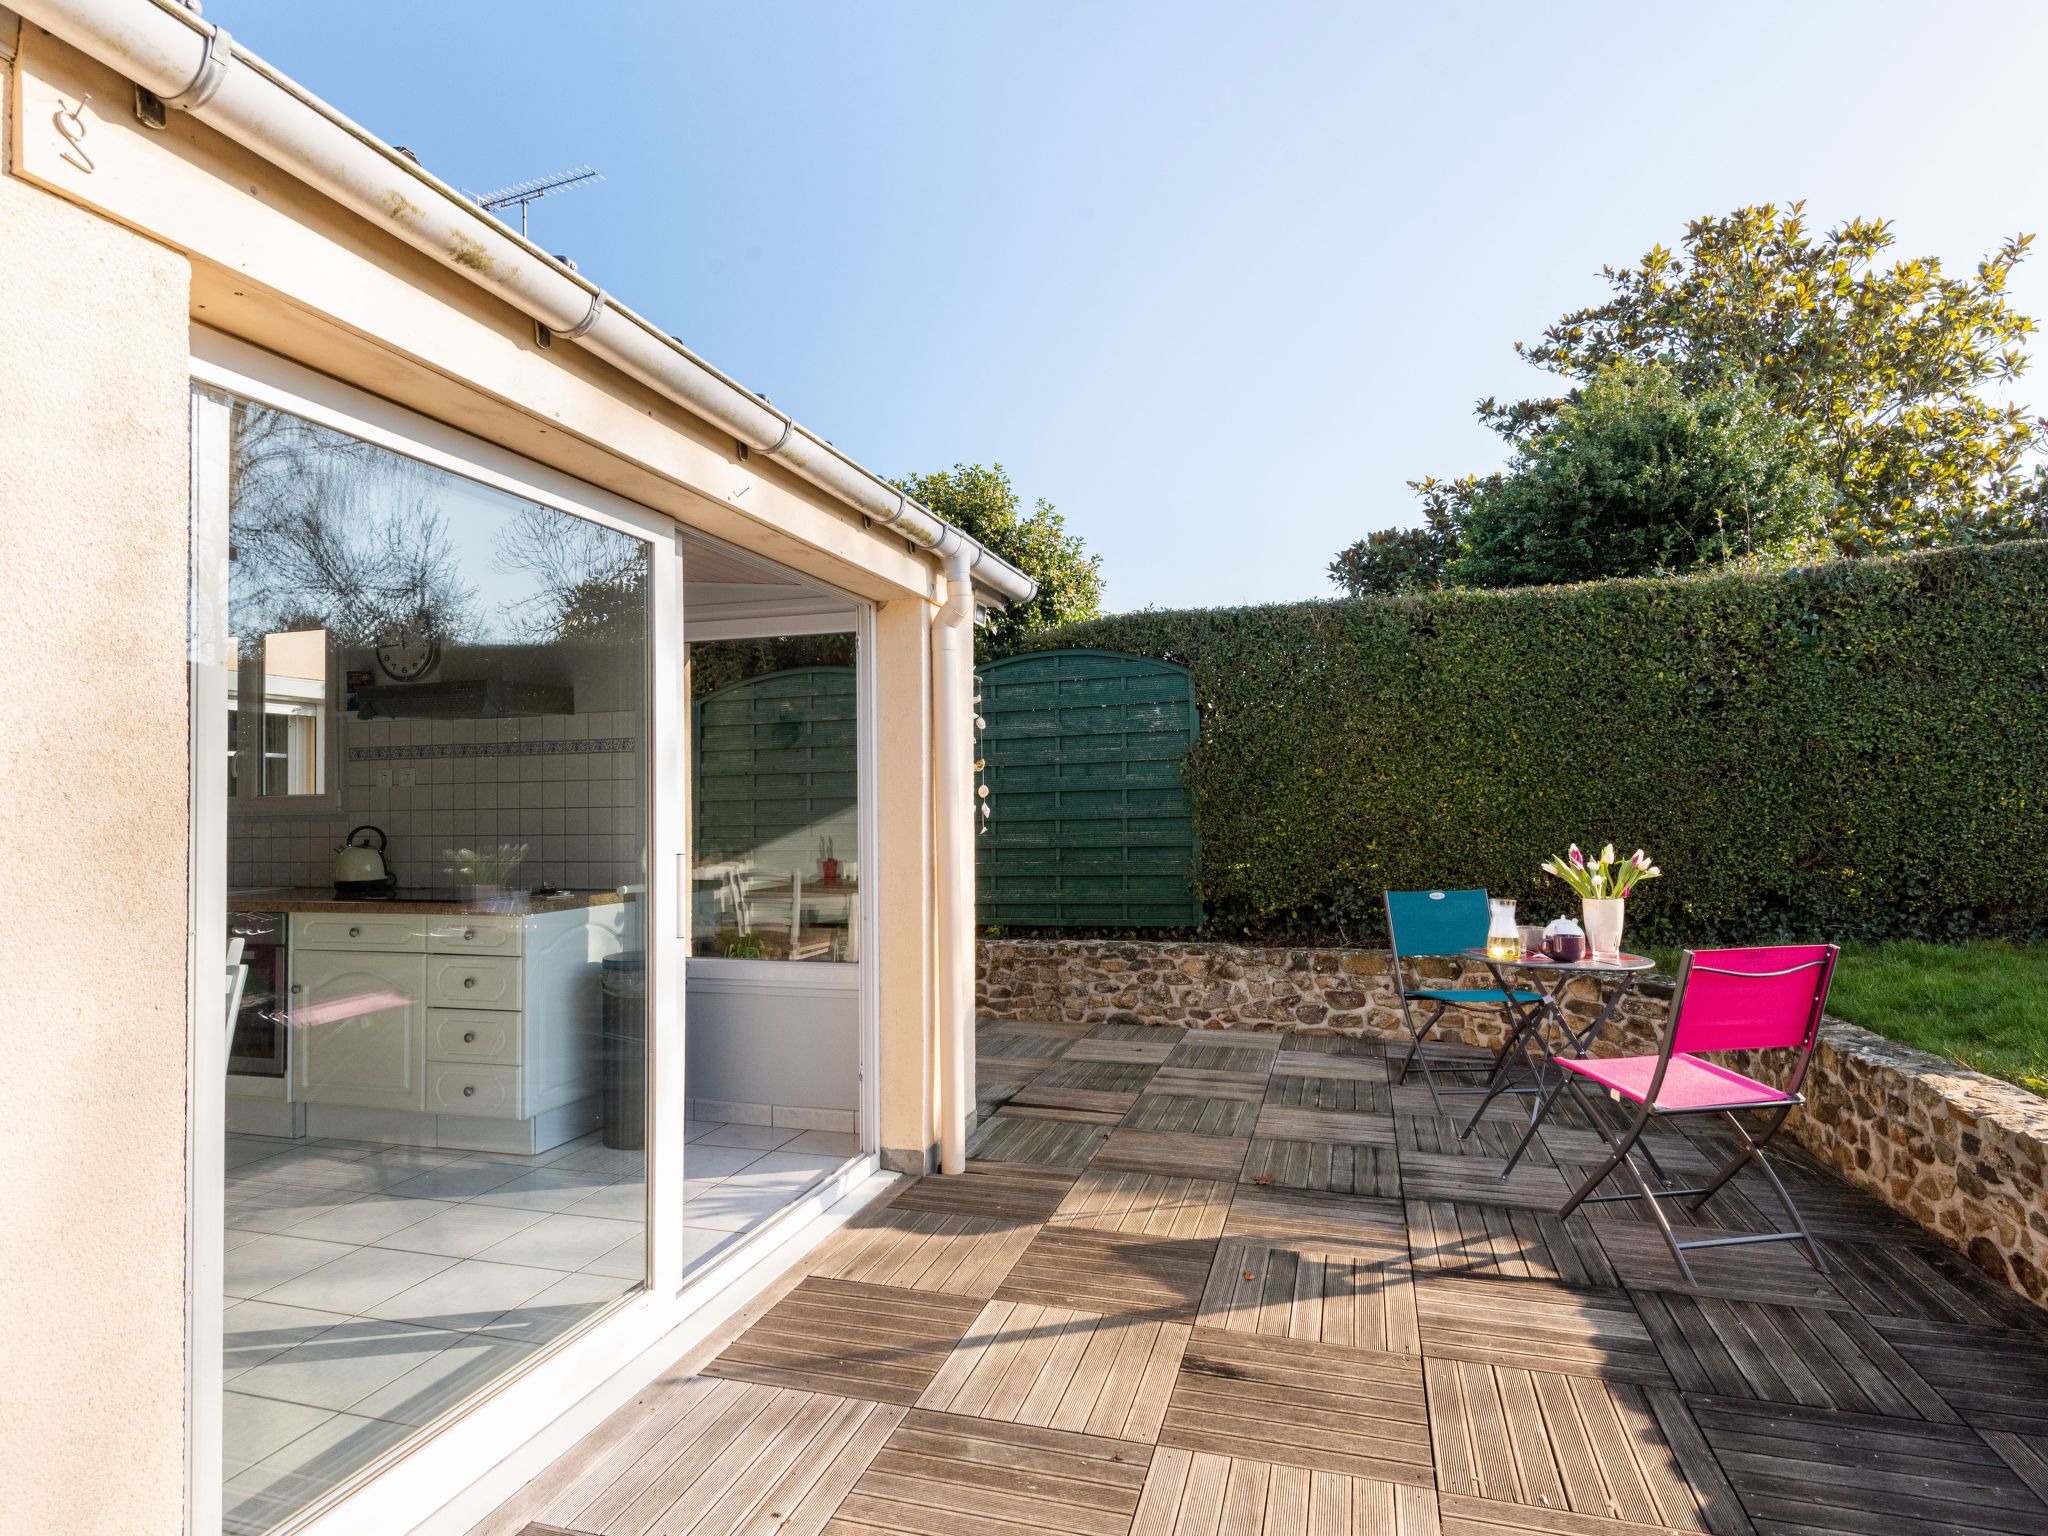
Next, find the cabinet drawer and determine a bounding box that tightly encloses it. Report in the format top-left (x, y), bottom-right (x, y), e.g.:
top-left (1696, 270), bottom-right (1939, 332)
top-left (428, 1008), bottom-right (521, 1066)
top-left (427, 953), bottom-right (521, 1011)
top-left (293, 912), bottom-right (426, 952)
top-left (426, 1061), bottom-right (522, 1118)
top-left (427, 915), bottom-right (523, 958)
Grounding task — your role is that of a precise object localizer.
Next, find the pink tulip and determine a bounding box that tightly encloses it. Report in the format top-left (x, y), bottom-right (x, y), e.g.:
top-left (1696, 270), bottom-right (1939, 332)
top-left (1569, 845), bottom-right (1585, 869)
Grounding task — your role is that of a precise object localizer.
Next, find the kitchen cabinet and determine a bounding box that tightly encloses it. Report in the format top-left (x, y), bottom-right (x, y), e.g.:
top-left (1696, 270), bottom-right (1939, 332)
top-left (287, 899), bottom-right (629, 1152)
top-left (290, 948), bottom-right (428, 1112)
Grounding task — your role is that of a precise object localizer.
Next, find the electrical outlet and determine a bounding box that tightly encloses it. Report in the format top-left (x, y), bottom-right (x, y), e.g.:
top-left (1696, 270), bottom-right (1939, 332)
top-left (374, 768), bottom-right (393, 789)
top-left (397, 767), bottom-right (417, 788)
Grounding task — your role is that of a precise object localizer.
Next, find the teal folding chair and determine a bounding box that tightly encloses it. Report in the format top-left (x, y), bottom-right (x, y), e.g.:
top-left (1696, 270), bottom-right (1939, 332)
top-left (1385, 888), bottom-right (1544, 1113)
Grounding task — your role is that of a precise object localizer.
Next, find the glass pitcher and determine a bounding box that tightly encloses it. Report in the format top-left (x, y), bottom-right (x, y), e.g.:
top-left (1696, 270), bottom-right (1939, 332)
top-left (1486, 898), bottom-right (1520, 960)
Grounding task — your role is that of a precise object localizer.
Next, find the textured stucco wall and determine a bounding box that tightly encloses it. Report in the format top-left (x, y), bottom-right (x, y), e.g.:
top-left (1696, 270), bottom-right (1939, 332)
top-left (0, 151), bottom-right (194, 1530)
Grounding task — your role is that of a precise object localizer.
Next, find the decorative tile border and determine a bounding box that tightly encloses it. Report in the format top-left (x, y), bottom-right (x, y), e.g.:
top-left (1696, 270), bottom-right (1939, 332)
top-left (349, 737), bottom-right (638, 762)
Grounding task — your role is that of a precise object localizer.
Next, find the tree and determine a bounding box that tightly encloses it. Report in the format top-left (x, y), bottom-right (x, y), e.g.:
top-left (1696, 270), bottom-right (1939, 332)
top-left (1333, 203), bottom-right (2047, 593)
top-left (895, 463), bottom-right (1103, 651)
top-left (1453, 360), bottom-right (1835, 587)
top-left (1327, 478), bottom-right (1465, 595)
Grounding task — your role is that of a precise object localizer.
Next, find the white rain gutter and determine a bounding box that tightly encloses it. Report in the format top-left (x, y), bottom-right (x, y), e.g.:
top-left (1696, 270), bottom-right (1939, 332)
top-left (13, 0), bottom-right (1039, 610)
top-left (930, 543), bottom-right (977, 1175)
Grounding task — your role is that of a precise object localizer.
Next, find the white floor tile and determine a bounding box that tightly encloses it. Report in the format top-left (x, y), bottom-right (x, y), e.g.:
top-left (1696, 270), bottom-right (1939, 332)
top-left (222, 1412), bottom-right (416, 1536)
top-left (475, 1212), bottom-right (643, 1271)
top-left (683, 1183), bottom-right (803, 1233)
top-left (349, 1147), bottom-right (468, 1186)
top-left (363, 1258), bottom-right (564, 1330)
top-left (483, 1271), bottom-right (638, 1342)
top-left (466, 1165), bottom-right (622, 1213)
top-left (558, 1179), bottom-right (647, 1222)
top-left (683, 1119), bottom-right (721, 1143)
top-left (226, 1234), bottom-right (361, 1299)
top-left (779, 1129), bottom-right (860, 1156)
top-left (720, 1149), bottom-right (844, 1186)
top-left (225, 1185), bottom-right (365, 1235)
top-left (258, 1246), bottom-right (455, 1314)
top-left (374, 1202), bottom-right (548, 1259)
top-left (680, 1224), bottom-right (739, 1269)
top-left (223, 1300), bottom-right (352, 1374)
top-left (692, 1123), bottom-right (798, 1151)
top-left (379, 1158), bottom-right (528, 1201)
top-left (283, 1194), bottom-right (453, 1247)
top-left (344, 1331), bottom-right (538, 1426)
top-left (578, 1233), bottom-right (650, 1279)
top-left (222, 1390), bottom-right (335, 1467)
top-left (547, 1141), bottom-right (646, 1177)
top-left (683, 1143), bottom-right (762, 1179)
top-left (229, 1318), bottom-right (467, 1413)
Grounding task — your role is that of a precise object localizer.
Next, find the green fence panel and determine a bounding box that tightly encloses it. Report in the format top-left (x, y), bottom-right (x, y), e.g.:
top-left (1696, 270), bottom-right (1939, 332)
top-left (694, 667), bottom-right (858, 860)
top-left (976, 648), bottom-right (1201, 927)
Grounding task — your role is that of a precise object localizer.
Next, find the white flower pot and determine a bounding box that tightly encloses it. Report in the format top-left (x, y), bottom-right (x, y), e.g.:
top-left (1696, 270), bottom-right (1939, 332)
top-left (1582, 898), bottom-right (1625, 962)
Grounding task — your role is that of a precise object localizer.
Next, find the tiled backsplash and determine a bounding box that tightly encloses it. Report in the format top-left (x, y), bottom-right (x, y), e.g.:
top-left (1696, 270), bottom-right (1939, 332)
top-left (231, 710), bottom-right (645, 896)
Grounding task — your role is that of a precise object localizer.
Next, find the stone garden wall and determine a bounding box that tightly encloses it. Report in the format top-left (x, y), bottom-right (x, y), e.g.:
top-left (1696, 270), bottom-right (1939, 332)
top-left (976, 938), bottom-right (2048, 1309)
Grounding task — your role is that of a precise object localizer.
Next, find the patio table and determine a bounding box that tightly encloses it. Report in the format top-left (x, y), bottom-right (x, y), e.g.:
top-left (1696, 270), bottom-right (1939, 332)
top-left (1455, 946), bottom-right (1657, 1173)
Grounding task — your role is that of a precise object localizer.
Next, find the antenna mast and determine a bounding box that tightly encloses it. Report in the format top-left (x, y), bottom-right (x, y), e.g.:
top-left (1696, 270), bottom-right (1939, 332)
top-left (476, 165), bottom-right (604, 238)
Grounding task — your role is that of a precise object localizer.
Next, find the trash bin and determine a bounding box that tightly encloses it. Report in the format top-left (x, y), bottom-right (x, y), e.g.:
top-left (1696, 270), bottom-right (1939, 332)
top-left (599, 953), bottom-right (646, 1150)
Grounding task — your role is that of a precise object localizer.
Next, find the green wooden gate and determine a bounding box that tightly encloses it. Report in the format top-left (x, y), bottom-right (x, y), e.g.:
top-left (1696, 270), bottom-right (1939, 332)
top-left (694, 666), bottom-right (857, 861)
top-left (975, 649), bottom-right (1201, 926)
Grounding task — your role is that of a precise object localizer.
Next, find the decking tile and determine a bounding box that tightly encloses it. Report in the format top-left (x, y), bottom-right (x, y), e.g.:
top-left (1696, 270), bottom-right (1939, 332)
top-left (967, 1113), bottom-right (1113, 1170)
top-left (1867, 1314), bottom-right (2048, 1434)
top-left (1426, 1364), bottom-right (1738, 1533)
top-left (1199, 1238), bottom-right (1420, 1353)
top-left (828, 1408), bottom-right (1152, 1536)
top-left (1687, 1393), bottom-right (2048, 1535)
top-left (996, 1224), bottom-right (1219, 1325)
top-left (1590, 1221), bottom-right (1845, 1309)
top-left (888, 1164), bottom-right (1077, 1224)
top-left (1122, 1093), bottom-right (1261, 1140)
top-left (1399, 1152), bottom-right (1573, 1211)
top-left (1416, 1275), bottom-right (1667, 1385)
top-left (1407, 1200), bottom-right (1619, 1289)
top-left (919, 1300), bottom-right (1189, 1441)
top-left (1264, 1073), bottom-right (1393, 1116)
top-left (1224, 1186), bottom-right (1410, 1262)
top-left (1146, 1066), bottom-right (1271, 1102)
top-left (1130, 1449), bottom-right (1438, 1536)
top-left (1160, 1327), bottom-right (1433, 1486)
top-left (1240, 1138), bottom-right (1400, 1198)
top-left (1637, 1291), bottom-right (1956, 1420)
top-left (809, 1206), bottom-right (1039, 1299)
top-left (1096, 1128), bottom-right (1252, 1183)
top-left (705, 1279), bottom-right (984, 1406)
top-left (1052, 1170), bottom-right (1233, 1240)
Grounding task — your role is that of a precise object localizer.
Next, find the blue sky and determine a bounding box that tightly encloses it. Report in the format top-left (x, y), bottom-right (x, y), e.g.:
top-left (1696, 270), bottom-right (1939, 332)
top-left (230, 2), bottom-right (2048, 610)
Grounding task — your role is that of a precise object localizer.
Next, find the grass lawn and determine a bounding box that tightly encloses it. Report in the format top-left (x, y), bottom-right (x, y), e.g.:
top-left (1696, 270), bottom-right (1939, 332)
top-left (1647, 940), bottom-right (2048, 1094)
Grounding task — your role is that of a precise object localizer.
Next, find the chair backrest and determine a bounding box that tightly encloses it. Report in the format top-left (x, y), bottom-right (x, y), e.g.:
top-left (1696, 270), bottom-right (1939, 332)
top-left (1670, 944), bottom-right (1838, 1056)
top-left (1385, 888), bottom-right (1488, 961)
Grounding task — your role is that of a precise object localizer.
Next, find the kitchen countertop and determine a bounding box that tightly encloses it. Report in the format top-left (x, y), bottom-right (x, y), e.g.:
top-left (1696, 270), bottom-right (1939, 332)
top-left (234, 888), bottom-right (635, 915)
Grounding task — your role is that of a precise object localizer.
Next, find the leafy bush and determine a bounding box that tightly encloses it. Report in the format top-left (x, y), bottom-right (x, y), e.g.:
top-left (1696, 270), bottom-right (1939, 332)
top-left (997, 541), bottom-right (2048, 946)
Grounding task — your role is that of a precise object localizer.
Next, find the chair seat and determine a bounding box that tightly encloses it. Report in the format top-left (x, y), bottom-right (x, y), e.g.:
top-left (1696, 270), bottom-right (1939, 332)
top-left (1560, 1052), bottom-right (1794, 1111)
top-left (1407, 987), bottom-right (1543, 1006)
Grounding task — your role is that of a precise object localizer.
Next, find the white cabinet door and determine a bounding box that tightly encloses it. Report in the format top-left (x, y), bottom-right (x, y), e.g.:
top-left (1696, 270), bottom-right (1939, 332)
top-left (291, 950), bottom-right (428, 1112)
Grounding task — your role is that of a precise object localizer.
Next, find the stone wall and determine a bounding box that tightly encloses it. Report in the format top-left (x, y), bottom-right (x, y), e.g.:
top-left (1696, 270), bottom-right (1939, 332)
top-left (977, 939), bottom-right (2048, 1310)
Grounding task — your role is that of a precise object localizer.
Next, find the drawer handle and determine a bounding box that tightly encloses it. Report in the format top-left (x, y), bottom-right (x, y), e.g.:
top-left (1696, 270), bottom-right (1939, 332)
top-left (348, 926), bottom-right (361, 938)
top-left (463, 1085), bottom-right (476, 1098)
top-left (462, 927), bottom-right (476, 941)
top-left (463, 1031), bottom-right (477, 1044)
top-left (463, 976), bottom-right (477, 989)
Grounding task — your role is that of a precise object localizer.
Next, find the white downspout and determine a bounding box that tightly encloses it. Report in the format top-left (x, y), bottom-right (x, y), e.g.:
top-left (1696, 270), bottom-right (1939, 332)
top-left (931, 539), bottom-right (976, 1175)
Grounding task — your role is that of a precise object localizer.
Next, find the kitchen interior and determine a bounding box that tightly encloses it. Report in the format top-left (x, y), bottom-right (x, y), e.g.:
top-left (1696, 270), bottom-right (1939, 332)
top-left (213, 392), bottom-right (863, 1534)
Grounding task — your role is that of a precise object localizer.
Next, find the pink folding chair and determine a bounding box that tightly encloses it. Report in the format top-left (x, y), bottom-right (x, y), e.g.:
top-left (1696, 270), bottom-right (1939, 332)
top-left (1550, 944), bottom-right (1839, 1285)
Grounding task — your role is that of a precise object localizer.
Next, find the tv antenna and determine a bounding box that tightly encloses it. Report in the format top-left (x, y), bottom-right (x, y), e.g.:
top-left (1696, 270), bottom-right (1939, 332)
top-left (475, 165), bottom-right (603, 237)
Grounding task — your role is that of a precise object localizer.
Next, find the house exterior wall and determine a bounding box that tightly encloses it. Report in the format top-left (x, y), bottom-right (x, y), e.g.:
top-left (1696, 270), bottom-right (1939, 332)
top-left (1, 19), bottom-right (956, 1533)
top-left (0, 62), bottom-right (196, 1536)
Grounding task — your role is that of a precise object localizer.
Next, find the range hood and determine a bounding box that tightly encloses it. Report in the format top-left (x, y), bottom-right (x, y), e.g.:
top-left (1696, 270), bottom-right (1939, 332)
top-left (356, 680), bottom-right (574, 719)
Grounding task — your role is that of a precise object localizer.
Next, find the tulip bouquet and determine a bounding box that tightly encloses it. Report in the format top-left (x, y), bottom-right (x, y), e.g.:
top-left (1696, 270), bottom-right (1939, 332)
top-left (1541, 843), bottom-right (1661, 900)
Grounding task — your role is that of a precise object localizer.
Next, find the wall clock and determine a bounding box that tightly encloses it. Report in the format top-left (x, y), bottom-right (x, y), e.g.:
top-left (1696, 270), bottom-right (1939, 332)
top-left (374, 616), bottom-right (440, 682)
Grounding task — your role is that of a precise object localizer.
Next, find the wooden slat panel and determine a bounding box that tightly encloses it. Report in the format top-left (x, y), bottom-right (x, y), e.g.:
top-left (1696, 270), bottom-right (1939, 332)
top-left (1167, 1042), bottom-right (1277, 1075)
top-left (1147, 1067), bottom-right (1271, 1102)
top-left (1398, 1152), bottom-right (1572, 1212)
top-left (1416, 1275), bottom-right (1666, 1385)
top-left (1199, 1239), bottom-right (1419, 1354)
top-left (1240, 1139), bottom-right (1400, 1198)
top-left (1051, 1170), bottom-right (1233, 1240)
top-left (1591, 1222), bottom-right (1846, 1310)
top-left (1129, 1450), bottom-right (1436, 1536)
top-left (1406, 1201), bottom-right (1618, 1289)
top-left (1225, 1186), bottom-right (1410, 1262)
top-left (918, 1299), bottom-right (1191, 1442)
top-left (1866, 1314), bottom-right (2048, 1432)
top-left (1252, 1106), bottom-right (1397, 1147)
top-left (809, 1207), bottom-right (1038, 1299)
top-left (888, 1164), bottom-right (1076, 1224)
top-left (968, 1114), bottom-right (1113, 1170)
top-left (1123, 1094), bottom-right (1261, 1140)
top-left (1269, 1051), bottom-right (1387, 1084)
top-left (1687, 1392), bottom-right (2048, 1535)
top-left (1401, 1114), bottom-right (1555, 1165)
top-left (1066, 1038), bottom-right (1179, 1066)
top-left (996, 1225), bottom-right (1219, 1326)
top-left (1095, 1129), bottom-right (1252, 1183)
top-left (705, 1280), bottom-right (984, 1407)
top-left (1160, 1327), bottom-right (1432, 1487)
top-left (1265, 1074), bottom-right (1393, 1116)
top-left (1424, 1361), bottom-right (1722, 1533)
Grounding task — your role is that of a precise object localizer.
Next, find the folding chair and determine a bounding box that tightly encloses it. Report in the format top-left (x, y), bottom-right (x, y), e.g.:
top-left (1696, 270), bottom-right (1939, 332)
top-left (1385, 889), bottom-right (1545, 1113)
top-left (1549, 944), bottom-right (1839, 1285)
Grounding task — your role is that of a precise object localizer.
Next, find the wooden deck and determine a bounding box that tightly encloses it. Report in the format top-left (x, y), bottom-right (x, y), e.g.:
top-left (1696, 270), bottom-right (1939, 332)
top-left (474, 1023), bottom-right (2048, 1536)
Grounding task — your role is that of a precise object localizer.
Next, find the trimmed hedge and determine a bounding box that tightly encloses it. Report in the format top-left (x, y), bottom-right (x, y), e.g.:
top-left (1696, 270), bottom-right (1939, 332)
top-left (995, 541), bottom-right (2048, 946)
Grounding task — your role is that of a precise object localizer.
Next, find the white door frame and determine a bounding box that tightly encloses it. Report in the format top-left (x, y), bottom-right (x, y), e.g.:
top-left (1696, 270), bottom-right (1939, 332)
top-left (186, 329), bottom-right (886, 1536)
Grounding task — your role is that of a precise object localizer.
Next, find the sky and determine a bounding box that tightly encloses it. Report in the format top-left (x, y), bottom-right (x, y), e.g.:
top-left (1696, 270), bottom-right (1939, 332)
top-left (225, 1), bottom-right (2048, 612)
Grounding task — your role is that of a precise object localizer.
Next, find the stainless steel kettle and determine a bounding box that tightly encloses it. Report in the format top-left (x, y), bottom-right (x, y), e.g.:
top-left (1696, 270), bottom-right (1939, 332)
top-left (333, 825), bottom-right (397, 897)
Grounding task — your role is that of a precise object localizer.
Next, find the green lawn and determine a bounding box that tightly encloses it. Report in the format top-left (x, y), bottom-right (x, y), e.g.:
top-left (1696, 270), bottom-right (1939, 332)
top-left (1646, 940), bottom-right (2048, 1094)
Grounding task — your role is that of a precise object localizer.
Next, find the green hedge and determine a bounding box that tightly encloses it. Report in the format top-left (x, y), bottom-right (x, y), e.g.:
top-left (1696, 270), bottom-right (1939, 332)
top-left (995, 541), bottom-right (2048, 946)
